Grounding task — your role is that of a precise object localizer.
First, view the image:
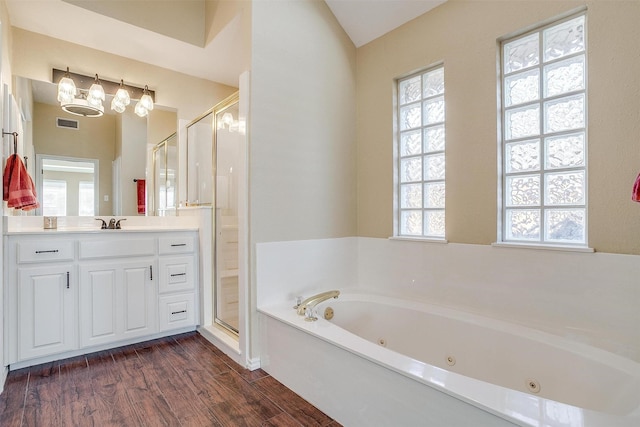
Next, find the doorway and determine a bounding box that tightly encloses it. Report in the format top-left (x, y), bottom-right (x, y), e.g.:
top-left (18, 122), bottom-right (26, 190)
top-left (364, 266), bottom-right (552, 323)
top-left (36, 155), bottom-right (99, 216)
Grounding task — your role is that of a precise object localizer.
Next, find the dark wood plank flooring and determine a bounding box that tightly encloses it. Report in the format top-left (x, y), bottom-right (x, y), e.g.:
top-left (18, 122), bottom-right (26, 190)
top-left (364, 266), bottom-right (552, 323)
top-left (0, 332), bottom-right (342, 426)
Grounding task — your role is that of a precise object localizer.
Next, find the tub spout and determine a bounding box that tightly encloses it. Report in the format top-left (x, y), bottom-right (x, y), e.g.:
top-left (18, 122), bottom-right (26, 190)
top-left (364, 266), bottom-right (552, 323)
top-left (296, 290), bottom-right (340, 320)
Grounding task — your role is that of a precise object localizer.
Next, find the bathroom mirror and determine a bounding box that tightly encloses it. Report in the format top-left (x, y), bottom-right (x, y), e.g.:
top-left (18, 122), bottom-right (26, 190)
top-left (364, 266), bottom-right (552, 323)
top-left (12, 77), bottom-right (177, 216)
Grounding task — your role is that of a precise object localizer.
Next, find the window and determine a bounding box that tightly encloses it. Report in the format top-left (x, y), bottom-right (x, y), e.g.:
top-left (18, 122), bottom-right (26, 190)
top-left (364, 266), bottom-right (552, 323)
top-left (500, 14), bottom-right (587, 245)
top-left (396, 66), bottom-right (445, 238)
top-left (78, 181), bottom-right (95, 216)
top-left (42, 180), bottom-right (67, 216)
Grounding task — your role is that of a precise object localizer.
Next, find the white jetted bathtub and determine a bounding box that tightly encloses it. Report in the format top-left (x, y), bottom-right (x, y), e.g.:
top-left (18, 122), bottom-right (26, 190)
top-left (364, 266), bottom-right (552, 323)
top-left (258, 290), bottom-right (640, 427)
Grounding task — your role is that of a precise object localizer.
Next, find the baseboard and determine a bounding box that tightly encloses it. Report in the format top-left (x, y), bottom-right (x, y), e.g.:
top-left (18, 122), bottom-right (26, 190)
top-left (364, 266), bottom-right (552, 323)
top-left (246, 357), bottom-right (261, 371)
top-left (0, 366), bottom-right (8, 394)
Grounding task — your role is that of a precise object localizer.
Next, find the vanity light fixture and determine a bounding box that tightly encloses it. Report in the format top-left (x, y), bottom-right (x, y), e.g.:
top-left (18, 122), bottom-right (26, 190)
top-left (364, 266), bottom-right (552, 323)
top-left (111, 80), bottom-right (131, 113)
top-left (134, 85), bottom-right (154, 117)
top-left (86, 74), bottom-right (106, 109)
top-left (54, 68), bottom-right (154, 118)
top-left (56, 67), bottom-right (76, 104)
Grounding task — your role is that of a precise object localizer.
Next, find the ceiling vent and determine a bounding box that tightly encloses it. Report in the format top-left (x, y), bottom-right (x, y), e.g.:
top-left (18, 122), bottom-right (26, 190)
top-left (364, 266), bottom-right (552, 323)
top-left (56, 117), bottom-right (79, 130)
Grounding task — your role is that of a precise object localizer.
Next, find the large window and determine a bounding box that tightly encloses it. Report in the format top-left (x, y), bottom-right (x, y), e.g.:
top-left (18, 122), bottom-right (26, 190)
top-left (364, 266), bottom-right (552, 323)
top-left (500, 14), bottom-right (587, 245)
top-left (396, 66), bottom-right (446, 239)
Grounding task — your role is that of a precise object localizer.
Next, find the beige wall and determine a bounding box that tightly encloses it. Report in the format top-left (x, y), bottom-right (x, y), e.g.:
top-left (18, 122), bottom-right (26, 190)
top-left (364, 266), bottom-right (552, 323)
top-left (148, 109), bottom-right (177, 146)
top-left (356, 0), bottom-right (640, 255)
top-left (33, 102), bottom-right (115, 215)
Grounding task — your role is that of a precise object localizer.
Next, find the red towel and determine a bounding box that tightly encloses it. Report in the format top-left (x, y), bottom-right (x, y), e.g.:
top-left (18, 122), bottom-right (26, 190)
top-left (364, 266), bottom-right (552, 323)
top-left (3, 154), bottom-right (39, 211)
top-left (633, 172), bottom-right (640, 202)
top-left (136, 179), bottom-right (146, 214)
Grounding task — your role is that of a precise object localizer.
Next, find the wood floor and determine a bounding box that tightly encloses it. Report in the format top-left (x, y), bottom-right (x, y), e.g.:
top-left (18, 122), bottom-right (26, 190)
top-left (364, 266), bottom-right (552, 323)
top-left (0, 332), bottom-right (342, 426)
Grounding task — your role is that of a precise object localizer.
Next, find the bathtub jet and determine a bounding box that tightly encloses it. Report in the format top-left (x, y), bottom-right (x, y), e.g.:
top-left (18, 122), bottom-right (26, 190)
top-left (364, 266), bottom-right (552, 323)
top-left (295, 290), bottom-right (340, 321)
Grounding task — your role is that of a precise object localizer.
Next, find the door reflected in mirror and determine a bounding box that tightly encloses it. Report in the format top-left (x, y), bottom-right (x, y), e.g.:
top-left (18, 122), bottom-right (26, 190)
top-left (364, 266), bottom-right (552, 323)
top-left (37, 156), bottom-right (98, 216)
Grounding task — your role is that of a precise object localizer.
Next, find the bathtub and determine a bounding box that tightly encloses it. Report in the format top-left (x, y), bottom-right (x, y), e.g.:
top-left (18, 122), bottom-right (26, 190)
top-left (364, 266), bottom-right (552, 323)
top-left (258, 290), bottom-right (640, 427)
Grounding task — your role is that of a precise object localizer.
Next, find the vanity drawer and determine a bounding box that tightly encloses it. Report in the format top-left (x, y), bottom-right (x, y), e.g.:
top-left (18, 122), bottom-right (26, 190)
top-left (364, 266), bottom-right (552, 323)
top-left (159, 293), bottom-right (196, 331)
top-left (159, 256), bottom-right (195, 293)
top-left (158, 234), bottom-right (195, 255)
top-left (17, 240), bottom-right (75, 263)
top-left (79, 238), bottom-right (155, 259)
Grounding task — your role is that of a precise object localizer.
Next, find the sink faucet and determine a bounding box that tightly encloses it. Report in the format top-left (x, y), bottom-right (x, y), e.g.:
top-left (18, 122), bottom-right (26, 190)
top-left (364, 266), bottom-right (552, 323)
top-left (296, 290), bottom-right (340, 320)
top-left (108, 218), bottom-right (116, 229)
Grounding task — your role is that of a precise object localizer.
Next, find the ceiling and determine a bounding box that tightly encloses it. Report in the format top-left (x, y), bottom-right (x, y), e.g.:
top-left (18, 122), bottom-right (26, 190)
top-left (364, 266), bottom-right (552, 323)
top-left (5, 0), bottom-right (445, 87)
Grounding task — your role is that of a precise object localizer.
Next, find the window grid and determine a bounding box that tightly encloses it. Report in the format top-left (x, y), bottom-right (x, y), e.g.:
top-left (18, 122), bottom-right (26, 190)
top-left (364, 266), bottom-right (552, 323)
top-left (397, 66), bottom-right (445, 239)
top-left (501, 14), bottom-right (587, 245)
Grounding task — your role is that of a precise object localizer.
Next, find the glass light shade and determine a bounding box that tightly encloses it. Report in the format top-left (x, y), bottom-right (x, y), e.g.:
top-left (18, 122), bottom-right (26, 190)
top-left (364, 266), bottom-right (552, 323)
top-left (114, 87), bottom-right (131, 106)
top-left (134, 101), bottom-right (148, 117)
top-left (57, 76), bottom-right (76, 104)
top-left (111, 97), bottom-right (126, 113)
top-left (139, 93), bottom-right (154, 111)
top-left (88, 82), bottom-right (105, 102)
top-left (86, 93), bottom-right (104, 109)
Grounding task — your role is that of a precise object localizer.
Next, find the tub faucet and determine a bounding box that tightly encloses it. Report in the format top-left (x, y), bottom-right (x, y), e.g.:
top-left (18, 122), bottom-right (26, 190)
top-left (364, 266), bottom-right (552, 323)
top-left (296, 290), bottom-right (340, 320)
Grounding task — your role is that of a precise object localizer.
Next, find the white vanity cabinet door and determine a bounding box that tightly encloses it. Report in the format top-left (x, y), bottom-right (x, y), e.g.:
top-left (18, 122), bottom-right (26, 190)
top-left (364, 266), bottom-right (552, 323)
top-left (18, 264), bottom-right (76, 361)
top-left (79, 259), bottom-right (157, 348)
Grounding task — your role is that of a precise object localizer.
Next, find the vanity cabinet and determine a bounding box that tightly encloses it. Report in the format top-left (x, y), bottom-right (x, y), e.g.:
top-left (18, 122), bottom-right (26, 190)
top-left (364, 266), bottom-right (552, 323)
top-left (17, 264), bottom-right (76, 361)
top-left (79, 258), bottom-right (156, 348)
top-left (4, 230), bottom-right (198, 368)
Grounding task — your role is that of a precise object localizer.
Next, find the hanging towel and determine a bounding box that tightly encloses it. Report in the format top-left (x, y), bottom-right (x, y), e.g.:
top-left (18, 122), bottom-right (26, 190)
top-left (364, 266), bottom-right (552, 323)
top-left (633, 172), bottom-right (640, 202)
top-left (3, 154), bottom-right (39, 211)
top-left (136, 179), bottom-right (146, 214)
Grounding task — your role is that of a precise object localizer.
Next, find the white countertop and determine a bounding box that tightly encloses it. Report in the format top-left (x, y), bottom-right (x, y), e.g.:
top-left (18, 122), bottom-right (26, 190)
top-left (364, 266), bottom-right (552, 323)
top-left (4, 215), bottom-right (200, 235)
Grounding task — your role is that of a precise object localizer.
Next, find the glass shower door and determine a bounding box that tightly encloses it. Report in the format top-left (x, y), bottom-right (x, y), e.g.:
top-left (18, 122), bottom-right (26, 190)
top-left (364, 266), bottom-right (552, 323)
top-left (214, 96), bottom-right (240, 334)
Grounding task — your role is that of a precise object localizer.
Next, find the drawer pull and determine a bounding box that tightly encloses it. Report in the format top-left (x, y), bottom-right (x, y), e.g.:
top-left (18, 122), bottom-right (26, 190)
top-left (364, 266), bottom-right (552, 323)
top-left (171, 310), bottom-right (187, 315)
top-left (66, 272), bottom-right (70, 289)
top-left (150, 265), bottom-right (153, 281)
top-left (35, 249), bottom-right (59, 254)
top-left (171, 243), bottom-right (187, 247)
top-left (170, 273), bottom-right (187, 277)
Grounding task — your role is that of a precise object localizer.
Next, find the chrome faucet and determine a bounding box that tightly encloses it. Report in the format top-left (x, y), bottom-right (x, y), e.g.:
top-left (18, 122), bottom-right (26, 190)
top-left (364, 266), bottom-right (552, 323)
top-left (296, 290), bottom-right (340, 321)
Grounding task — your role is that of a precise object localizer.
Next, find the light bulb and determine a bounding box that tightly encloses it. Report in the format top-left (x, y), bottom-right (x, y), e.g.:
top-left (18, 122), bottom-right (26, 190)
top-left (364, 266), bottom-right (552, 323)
top-left (139, 85), bottom-right (154, 111)
top-left (57, 72), bottom-right (76, 104)
top-left (88, 75), bottom-right (105, 102)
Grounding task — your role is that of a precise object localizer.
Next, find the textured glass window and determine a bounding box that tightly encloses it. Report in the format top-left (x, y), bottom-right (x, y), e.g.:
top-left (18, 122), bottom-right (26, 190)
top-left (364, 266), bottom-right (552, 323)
top-left (397, 66), bottom-right (445, 238)
top-left (501, 14), bottom-right (587, 245)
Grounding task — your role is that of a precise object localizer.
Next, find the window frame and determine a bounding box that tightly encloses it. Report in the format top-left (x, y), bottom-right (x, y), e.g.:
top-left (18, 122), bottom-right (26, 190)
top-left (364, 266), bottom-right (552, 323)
top-left (498, 12), bottom-right (589, 248)
top-left (394, 64), bottom-right (447, 241)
